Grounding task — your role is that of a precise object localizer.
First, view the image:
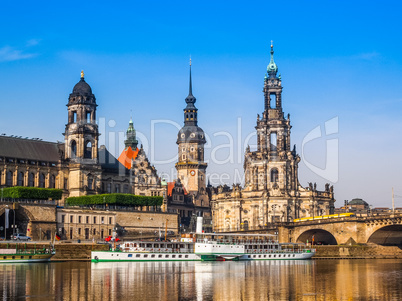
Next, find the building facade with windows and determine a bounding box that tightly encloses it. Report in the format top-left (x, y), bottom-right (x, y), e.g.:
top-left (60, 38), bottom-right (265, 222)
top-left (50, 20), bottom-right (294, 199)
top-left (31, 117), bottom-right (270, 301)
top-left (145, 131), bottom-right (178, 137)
top-left (56, 208), bottom-right (116, 240)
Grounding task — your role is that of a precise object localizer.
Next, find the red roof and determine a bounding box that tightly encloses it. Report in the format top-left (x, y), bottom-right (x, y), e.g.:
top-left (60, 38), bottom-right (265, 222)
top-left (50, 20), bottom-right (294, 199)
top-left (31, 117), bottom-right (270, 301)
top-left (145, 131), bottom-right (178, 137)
top-left (117, 146), bottom-right (139, 169)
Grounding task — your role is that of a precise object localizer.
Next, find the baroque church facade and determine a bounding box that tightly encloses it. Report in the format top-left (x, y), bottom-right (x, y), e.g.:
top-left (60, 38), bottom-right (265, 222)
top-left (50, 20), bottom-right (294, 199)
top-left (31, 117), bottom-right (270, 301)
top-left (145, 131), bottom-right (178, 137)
top-left (210, 45), bottom-right (335, 232)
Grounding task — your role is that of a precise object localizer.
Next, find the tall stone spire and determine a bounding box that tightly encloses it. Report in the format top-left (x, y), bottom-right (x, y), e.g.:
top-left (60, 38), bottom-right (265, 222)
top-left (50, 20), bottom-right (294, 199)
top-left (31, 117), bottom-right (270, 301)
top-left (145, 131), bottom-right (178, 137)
top-left (184, 58), bottom-right (198, 126)
top-left (124, 117), bottom-right (138, 149)
top-left (185, 57), bottom-right (196, 108)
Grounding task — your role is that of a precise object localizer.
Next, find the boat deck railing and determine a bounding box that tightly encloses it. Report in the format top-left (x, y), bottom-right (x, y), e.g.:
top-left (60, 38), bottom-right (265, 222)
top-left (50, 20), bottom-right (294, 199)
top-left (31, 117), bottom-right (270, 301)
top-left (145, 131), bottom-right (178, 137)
top-left (195, 238), bottom-right (280, 245)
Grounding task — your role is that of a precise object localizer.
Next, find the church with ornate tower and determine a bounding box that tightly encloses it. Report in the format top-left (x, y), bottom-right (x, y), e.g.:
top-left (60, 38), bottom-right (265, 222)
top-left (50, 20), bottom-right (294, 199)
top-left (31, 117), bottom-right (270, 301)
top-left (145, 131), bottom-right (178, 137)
top-left (211, 44), bottom-right (335, 232)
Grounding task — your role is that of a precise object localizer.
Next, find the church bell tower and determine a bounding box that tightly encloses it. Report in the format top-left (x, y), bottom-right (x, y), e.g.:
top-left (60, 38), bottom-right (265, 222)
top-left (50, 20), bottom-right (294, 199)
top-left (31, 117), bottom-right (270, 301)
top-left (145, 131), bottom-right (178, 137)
top-left (64, 71), bottom-right (99, 163)
top-left (64, 71), bottom-right (101, 197)
top-left (175, 60), bottom-right (207, 193)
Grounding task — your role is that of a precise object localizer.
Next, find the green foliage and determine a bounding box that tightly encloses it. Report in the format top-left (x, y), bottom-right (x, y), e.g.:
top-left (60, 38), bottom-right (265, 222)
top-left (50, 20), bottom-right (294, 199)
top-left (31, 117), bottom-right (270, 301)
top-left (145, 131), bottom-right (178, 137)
top-left (2, 187), bottom-right (63, 200)
top-left (66, 194), bottom-right (163, 207)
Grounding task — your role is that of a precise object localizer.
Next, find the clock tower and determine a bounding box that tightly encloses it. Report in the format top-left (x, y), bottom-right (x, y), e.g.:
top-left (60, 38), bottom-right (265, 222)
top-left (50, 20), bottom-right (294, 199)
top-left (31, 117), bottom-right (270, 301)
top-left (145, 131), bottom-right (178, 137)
top-left (175, 61), bottom-right (207, 194)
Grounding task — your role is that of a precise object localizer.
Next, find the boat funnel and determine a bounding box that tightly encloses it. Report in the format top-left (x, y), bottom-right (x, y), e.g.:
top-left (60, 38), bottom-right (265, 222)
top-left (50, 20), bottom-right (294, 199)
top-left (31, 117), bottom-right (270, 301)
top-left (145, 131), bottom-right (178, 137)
top-left (196, 216), bottom-right (203, 234)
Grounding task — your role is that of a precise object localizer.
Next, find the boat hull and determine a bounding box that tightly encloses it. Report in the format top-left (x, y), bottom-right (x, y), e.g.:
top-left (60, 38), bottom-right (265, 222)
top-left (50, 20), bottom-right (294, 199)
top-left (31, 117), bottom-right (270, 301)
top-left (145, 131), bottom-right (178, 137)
top-left (0, 254), bottom-right (53, 263)
top-left (91, 250), bottom-right (315, 262)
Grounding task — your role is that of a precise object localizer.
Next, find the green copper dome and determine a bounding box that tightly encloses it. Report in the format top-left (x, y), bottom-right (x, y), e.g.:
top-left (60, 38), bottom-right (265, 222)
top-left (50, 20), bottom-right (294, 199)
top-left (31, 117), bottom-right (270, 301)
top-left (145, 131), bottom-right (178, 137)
top-left (266, 43), bottom-right (278, 78)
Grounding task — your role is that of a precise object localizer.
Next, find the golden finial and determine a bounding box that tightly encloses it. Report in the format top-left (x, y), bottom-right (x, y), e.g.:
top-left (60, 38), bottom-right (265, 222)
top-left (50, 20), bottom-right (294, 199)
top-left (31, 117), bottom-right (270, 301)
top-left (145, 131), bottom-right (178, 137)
top-left (271, 40), bottom-right (273, 48)
top-left (81, 70), bottom-right (84, 78)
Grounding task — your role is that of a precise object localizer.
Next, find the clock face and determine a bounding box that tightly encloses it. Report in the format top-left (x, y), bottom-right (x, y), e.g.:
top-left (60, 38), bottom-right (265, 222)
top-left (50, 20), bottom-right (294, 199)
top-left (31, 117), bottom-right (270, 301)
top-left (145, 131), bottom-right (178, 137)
top-left (190, 133), bottom-right (195, 138)
top-left (190, 170), bottom-right (196, 176)
top-left (181, 133), bottom-right (185, 138)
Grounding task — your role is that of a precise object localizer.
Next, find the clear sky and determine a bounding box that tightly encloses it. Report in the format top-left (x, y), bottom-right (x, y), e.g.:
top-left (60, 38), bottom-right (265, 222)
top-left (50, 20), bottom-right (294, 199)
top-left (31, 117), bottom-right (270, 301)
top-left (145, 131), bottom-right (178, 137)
top-left (1, 1), bottom-right (402, 208)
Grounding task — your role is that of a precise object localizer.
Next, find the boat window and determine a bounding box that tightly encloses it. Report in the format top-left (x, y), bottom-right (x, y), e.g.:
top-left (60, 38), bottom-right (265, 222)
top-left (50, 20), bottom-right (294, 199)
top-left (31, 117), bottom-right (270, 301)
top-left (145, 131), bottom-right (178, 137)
top-left (172, 255), bottom-right (176, 258)
top-left (3, 256), bottom-right (6, 259)
top-left (185, 255), bottom-right (188, 258)
top-left (12, 256), bottom-right (15, 259)
top-left (151, 255), bottom-right (155, 258)
top-left (248, 255), bottom-right (251, 258)
top-left (29, 256), bottom-right (32, 259)
top-left (269, 255), bottom-right (271, 258)
top-left (144, 255), bottom-right (148, 258)
top-left (158, 255), bottom-right (162, 258)
top-left (128, 254), bottom-right (133, 258)
top-left (21, 256), bottom-right (24, 259)
top-left (165, 255), bottom-right (169, 258)
top-left (179, 255), bottom-right (182, 258)
top-left (136, 254), bottom-right (140, 258)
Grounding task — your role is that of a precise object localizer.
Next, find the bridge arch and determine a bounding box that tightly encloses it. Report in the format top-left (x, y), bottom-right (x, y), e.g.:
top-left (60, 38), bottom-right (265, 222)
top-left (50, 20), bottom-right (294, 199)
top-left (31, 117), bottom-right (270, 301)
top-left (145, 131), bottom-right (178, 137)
top-left (296, 229), bottom-right (338, 245)
top-left (0, 205), bottom-right (36, 239)
top-left (367, 225), bottom-right (402, 246)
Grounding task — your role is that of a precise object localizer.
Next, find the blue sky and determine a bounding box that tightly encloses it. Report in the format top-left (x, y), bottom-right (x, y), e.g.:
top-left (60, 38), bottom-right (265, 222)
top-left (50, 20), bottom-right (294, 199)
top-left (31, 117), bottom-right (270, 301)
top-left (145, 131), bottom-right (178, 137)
top-left (1, 1), bottom-right (402, 207)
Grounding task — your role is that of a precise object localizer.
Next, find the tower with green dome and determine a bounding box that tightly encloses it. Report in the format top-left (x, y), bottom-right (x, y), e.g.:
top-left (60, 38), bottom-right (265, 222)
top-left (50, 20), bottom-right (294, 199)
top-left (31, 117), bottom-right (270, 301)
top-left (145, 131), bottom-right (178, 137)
top-left (124, 117), bottom-right (138, 150)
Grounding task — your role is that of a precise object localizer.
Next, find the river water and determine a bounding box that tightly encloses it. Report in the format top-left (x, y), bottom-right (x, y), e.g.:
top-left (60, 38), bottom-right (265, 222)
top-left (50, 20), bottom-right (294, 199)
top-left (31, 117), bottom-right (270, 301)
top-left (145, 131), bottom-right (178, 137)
top-left (1, 259), bottom-right (401, 300)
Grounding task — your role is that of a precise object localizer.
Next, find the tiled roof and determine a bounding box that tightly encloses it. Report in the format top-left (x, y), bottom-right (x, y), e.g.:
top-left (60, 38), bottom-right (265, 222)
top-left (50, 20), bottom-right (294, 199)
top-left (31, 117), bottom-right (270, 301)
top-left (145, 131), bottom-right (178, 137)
top-left (117, 146), bottom-right (139, 169)
top-left (0, 136), bottom-right (63, 162)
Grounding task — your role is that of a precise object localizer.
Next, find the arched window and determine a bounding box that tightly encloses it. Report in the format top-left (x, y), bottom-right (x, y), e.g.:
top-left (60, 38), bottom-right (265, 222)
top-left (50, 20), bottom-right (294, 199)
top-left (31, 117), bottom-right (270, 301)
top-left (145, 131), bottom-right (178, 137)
top-left (17, 172), bottom-right (24, 186)
top-left (123, 185), bottom-right (129, 193)
top-left (270, 93), bottom-right (276, 109)
top-left (115, 184), bottom-right (120, 193)
top-left (271, 169), bottom-right (279, 183)
top-left (190, 114), bottom-right (193, 119)
top-left (243, 220), bottom-right (249, 231)
top-left (6, 170), bottom-right (13, 186)
top-left (71, 140), bottom-right (77, 158)
top-left (84, 141), bottom-right (92, 159)
top-left (39, 173), bottom-right (45, 188)
top-left (28, 173), bottom-right (35, 187)
top-left (107, 183), bottom-right (112, 193)
top-left (49, 175), bottom-right (55, 188)
top-left (270, 132), bottom-right (277, 151)
top-left (88, 176), bottom-right (93, 190)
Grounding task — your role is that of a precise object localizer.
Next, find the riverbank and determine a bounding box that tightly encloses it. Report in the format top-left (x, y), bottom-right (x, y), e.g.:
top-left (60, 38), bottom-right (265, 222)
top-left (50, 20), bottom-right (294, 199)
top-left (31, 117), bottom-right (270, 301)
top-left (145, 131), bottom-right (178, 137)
top-left (1, 242), bottom-right (401, 261)
top-left (314, 244), bottom-right (402, 259)
top-left (0, 242), bottom-right (109, 261)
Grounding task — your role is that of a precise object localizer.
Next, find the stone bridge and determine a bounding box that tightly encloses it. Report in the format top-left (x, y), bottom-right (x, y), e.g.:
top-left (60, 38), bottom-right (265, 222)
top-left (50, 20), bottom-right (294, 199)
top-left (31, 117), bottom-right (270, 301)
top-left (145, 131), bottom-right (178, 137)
top-left (0, 201), bottom-right (57, 240)
top-left (277, 214), bottom-right (402, 245)
top-left (219, 214), bottom-right (402, 246)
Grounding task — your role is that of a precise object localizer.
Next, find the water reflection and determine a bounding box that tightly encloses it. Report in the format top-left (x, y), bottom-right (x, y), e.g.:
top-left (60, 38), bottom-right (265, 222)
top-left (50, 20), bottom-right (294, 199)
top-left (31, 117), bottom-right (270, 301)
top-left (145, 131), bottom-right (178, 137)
top-left (0, 260), bottom-right (401, 300)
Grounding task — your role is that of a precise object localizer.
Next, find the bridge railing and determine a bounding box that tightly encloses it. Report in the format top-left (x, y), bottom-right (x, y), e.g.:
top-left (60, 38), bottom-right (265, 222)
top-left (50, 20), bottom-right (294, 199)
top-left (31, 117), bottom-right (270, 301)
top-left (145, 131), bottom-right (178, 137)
top-left (0, 198), bottom-right (57, 205)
